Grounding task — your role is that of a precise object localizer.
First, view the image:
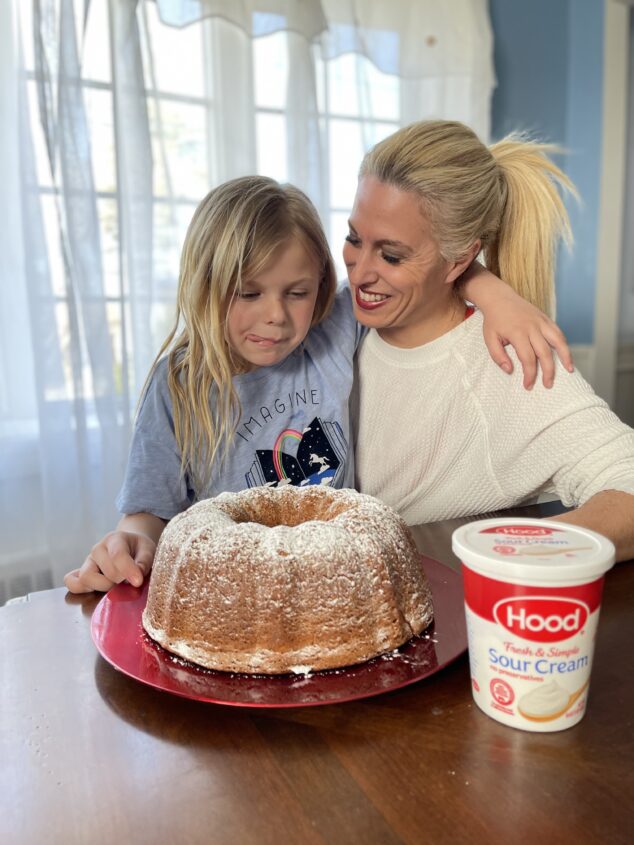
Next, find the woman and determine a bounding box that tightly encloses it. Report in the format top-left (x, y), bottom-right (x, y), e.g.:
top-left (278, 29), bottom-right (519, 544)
top-left (348, 120), bottom-right (634, 561)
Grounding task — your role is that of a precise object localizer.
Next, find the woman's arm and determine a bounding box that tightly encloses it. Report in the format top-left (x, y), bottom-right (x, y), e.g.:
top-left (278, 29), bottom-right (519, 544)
top-left (481, 350), bottom-right (634, 563)
top-left (460, 262), bottom-right (574, 389)
top-left (548, 491), bottom-right (634, 563)
top-left (64, 512), bottom-right (167, 593)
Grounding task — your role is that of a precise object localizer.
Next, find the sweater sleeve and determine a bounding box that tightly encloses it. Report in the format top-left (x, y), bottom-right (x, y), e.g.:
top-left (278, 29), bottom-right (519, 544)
top-left (482, 356), bottom-right (634, 507)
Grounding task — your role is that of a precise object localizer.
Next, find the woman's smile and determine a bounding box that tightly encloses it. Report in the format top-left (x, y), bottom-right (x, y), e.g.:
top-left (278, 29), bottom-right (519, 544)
top-left (355, 286), bottom-right (391, 308)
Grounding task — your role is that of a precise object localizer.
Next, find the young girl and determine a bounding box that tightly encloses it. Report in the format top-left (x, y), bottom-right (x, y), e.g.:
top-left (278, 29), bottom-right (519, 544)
top-left (64, 175), bottom-right (572, 593)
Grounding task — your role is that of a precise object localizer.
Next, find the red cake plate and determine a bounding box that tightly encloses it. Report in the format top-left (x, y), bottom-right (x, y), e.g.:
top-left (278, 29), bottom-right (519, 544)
top-left (91, 555), bottom-right (467, 708)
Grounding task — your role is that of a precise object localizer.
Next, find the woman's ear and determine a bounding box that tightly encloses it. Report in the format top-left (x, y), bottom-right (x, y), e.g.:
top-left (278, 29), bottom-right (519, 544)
top-left (444, 240), bottom-right (482, 285)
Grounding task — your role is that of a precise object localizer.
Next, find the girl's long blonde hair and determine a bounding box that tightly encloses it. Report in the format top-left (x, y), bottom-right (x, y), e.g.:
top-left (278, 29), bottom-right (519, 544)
top-left (145, 176), bottom-right (337, 494)
top-left (360, 120), bottom-right (577, 316)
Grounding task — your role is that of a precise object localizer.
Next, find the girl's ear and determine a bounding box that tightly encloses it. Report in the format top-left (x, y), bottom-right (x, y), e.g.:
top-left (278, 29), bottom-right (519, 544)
top-left (444, 240), bottom-right (482, 285)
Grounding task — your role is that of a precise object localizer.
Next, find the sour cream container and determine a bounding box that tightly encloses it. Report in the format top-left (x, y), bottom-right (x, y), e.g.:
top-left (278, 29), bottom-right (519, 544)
top-left (452, 518), bottom-right (615, 732)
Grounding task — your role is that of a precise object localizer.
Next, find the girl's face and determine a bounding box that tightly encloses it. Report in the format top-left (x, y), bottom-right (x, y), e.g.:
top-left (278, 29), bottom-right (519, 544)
top-left (343, 175), bottom-right (467, 348)
top-left (227, 240), bottom-right (320, 371)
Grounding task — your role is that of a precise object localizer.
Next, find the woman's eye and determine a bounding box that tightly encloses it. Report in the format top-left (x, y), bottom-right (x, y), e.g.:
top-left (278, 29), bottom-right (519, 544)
top-left (345, 234), bottom-right (360, 246)
top-left (382, 253), bottom-right (402, 265)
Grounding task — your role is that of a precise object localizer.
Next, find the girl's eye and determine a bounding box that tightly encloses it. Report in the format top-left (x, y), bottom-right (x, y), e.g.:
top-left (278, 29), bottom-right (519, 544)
top-left (345, 234), bottom-right (360, 246)
top-left (238, 291), bottom-right (259, 299)
top-left (288, 290), bottom-right (309, 299)
top-left (381, 253), bottom-right (402, 265)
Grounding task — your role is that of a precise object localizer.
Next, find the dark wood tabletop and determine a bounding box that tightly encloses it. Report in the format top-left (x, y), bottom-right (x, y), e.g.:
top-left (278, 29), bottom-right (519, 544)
top-left (2, 503), bottom-right (633, 845)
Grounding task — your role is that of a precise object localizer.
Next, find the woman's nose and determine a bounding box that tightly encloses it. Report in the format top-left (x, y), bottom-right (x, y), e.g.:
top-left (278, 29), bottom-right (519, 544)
top-left (346, 249), bottom-right (377, 285)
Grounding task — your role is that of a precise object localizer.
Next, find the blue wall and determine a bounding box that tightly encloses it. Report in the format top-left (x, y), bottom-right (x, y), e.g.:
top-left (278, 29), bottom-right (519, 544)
top-left (489, 0), bottom-right (604, 344)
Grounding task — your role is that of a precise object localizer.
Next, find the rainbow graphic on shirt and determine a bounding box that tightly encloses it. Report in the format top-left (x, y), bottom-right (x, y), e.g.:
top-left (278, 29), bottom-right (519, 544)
top-left (244, 416), bottom-right (345, 488)
top-left (273, 428), bottom-right (303, 480)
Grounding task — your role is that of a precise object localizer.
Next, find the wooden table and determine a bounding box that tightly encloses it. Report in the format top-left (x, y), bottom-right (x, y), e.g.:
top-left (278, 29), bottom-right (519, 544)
top-left (2, 505), bottom-right (633, 845)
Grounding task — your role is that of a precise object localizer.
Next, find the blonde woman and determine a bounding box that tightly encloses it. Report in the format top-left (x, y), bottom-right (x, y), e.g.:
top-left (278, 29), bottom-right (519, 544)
top-left (65, 173), bottom-right (573, 594)
top-left (349, 120), bottom-right (634, 561)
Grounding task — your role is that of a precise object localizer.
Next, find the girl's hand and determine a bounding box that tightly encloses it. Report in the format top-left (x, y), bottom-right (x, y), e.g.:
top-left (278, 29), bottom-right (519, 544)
top-left (460, 262), bottom-right (574, 389)
top-left (64, 530), bottom-right (156, 594)
top-left (481, 291), bottom-right (574, 390)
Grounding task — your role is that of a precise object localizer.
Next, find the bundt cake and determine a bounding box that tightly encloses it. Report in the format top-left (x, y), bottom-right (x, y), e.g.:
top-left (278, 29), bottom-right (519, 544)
top-left (142, 485), bottom-right (434, 674)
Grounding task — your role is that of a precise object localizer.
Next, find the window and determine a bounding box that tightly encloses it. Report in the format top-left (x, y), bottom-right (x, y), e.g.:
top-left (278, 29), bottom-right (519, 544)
top-left (313, 50), bottom-right (400, 273)
top-left (15, 0), bottom-right (402, 418)
top-left (3, 0), bottom-right (494, 596)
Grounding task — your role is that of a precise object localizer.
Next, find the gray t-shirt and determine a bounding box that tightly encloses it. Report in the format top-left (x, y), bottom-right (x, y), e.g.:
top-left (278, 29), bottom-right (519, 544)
top-left (116, 285), bottom-right (363, 519)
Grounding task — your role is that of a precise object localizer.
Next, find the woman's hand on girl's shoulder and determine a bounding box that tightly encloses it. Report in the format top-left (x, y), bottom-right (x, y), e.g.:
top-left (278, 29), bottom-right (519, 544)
top-left (64, 530), bottom-right (157, 594)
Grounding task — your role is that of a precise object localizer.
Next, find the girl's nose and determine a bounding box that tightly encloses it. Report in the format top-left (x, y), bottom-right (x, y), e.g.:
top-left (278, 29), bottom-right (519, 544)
top-left (265, 297), bottom-right (287, 325)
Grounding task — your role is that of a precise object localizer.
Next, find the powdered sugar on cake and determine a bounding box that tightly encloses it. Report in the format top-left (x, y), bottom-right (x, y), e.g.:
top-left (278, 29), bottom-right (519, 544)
top-left (142, 485), bottom-right (434, 674)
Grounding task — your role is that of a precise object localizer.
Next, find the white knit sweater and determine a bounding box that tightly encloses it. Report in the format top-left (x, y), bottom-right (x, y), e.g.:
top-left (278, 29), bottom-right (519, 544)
top-left (352, 311), bottom-right (634, 525)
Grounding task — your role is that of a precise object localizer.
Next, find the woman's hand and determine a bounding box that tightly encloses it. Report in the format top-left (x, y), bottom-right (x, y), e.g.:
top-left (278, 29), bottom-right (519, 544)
top-left (549, 490), bottom-right (634, 563)
top-left (64, 530), bottom-right (157, 594)
top-left (460, 262), bottom-right (574, 389)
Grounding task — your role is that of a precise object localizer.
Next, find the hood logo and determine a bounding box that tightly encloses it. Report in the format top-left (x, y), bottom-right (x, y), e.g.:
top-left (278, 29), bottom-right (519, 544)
top-left (493, 597), bottom-right (589, 642)
top-left (481, 525), bottom-right (559, 536)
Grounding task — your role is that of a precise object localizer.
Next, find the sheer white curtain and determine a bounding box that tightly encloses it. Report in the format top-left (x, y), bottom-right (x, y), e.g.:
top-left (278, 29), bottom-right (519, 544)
top-left (0, 0), bottom-right (494, 602)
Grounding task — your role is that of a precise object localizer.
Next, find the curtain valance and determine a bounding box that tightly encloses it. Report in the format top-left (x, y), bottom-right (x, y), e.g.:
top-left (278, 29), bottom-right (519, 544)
top-left (154, 0), bottom-right (494, 84)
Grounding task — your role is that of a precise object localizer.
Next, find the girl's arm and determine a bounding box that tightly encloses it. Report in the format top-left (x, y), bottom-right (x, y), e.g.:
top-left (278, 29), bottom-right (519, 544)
top-left (460, 262), bottom-right (574, 390)
top-left (64, 512), bottom-right (167, 594)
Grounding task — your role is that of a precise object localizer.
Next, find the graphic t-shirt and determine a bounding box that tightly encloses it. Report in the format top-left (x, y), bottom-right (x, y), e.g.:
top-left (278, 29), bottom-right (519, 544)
top-left (116, 285), bottom-right (363, 519)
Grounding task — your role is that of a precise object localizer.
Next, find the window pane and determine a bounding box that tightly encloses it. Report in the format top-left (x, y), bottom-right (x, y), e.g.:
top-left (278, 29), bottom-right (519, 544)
top-left (20, 1), bottom-right (111, 81)
top-left (151, 200), bottom-right (195, 354)
top-left (98, 199), bottom-right (120, 299)
top-left (106, 300), bottom-right (124, 397)
top-left (368, 120), bottom-right (400, 146)
top-left (148, 98), bottom-right (208, 199)
top-left (360, 57), bottom-right (400, 121)
top-left (49, 301), bottom-right (71, 403)
top-left (253, 32), bottom-right (288, 109)
top-left (313, 49), bottom-right (326, 113)
top-left (40, 195), bottom-right (66, 299)
top-left (143, 0), bottom-right (205, 98)
top-left (327, 55), bottom-right (360, 116)
top-left (150, 300), bottom-right (178, 358)
top-left (329, 211), bottom-right (351, 281)
top-left (327, 54), bottom-right (400, 121)
top-left (328, 118), bottom-right (398, 208)
top-left (84, 88), bottom-right (116, 193)
top-left (153, 201), bottom-right (194, 295)
top-left (328, 119), bottom-right (364, 208)
top-left (18, 0), bottom-right (35, 72)
top-left (256, 112), bottom-right (288, 182)
top-left (27, 81), bottom-right (54, 189)
top-left (82, 0), bottom-right (112, 84)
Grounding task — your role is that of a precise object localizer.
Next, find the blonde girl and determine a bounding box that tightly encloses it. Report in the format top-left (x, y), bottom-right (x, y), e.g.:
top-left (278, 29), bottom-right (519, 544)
top-left (65, 172), bottom-right (573, 593)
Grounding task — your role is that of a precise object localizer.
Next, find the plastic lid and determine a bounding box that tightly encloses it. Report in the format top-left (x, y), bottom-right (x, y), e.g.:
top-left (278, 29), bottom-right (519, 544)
top-left (452, 518), bottom-right (615, 585)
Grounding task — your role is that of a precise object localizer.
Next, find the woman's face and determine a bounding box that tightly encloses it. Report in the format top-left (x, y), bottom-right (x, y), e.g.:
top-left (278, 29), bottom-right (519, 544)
top-left (343, 175), bottom-right (466, 348)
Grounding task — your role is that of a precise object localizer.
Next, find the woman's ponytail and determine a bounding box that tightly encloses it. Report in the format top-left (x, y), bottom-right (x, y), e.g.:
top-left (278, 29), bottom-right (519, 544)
top-left (487, 136), bottom-right (577, 316)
